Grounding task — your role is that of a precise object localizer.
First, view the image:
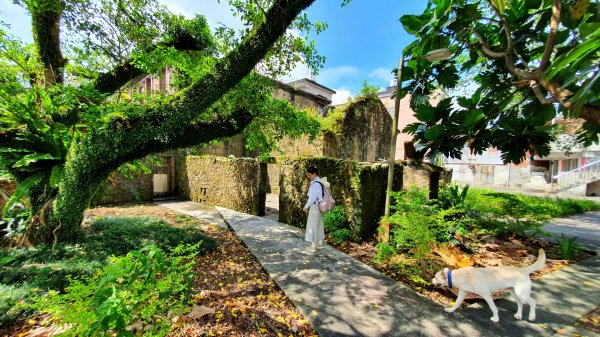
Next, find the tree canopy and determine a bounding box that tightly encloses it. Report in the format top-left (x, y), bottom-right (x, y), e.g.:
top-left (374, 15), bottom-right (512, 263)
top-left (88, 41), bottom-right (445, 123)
top-left (400, 0), bottom-right (599, 164)
top-left (1, 0), bottom-right (321, 243)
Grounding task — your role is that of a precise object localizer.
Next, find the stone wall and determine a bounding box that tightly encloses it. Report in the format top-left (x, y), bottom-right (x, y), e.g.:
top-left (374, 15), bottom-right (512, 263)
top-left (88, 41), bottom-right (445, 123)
top-left (91, 172), bottom-right (154, 206)
top-left (195, 93), bottom-right (391, 164)
top-left (324, 97), bottom-right (392, 162)
top-left (278, 157), bottom-right (446, 240)
top-left (586, 180), bottom-right (600, 196)
top-left (176, 155), bottom-right (265, 215)
top-left (266, 162), bottom-right (281, 194)
top-left (275, 97), bottom-right (392, 162)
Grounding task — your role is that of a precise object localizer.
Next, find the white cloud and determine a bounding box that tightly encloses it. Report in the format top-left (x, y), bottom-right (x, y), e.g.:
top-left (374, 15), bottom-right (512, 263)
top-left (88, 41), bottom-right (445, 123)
top-left (369, 67), bottom-right (394, 84)
top-left (316, 66), bottom-right (359, 85)
top-left (332, 88), bottom-right (353, 105)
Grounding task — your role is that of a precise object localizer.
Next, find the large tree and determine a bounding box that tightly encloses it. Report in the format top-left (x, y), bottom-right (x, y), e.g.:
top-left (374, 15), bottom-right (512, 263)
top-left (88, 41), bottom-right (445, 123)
top-left (1, 0), bottom-right (321, 243)
top-left (399, 0), bottom-right (599, 163)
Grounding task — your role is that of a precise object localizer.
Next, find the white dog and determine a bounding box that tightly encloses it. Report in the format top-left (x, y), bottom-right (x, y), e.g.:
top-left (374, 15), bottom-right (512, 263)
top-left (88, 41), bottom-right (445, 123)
top-left (431, 249), bottom-right (545, 322)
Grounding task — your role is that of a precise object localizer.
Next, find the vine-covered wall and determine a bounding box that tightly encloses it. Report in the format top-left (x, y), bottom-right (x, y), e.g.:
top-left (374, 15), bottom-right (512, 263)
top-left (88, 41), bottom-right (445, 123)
top-left (175, 155), bottom-right (265, 215)
top-left (278, 157), bottom-right (445, 240)
top-left (91, 173), bottom-right (153, 206)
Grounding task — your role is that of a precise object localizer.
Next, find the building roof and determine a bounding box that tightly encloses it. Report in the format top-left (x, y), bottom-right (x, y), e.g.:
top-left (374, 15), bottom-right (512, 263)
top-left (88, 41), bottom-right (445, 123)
top-left (286, 78), bottom-right (336, 94)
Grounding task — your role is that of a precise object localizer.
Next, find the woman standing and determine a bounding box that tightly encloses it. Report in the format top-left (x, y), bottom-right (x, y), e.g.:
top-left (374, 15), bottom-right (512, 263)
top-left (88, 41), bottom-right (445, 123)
top-left (303, 166), bottom-right (325, 250)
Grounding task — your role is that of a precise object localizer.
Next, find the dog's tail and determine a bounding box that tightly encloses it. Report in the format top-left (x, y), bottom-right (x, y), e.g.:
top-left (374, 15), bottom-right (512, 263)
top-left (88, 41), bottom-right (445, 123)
top-left (521, 249), bottom-right (546, 274)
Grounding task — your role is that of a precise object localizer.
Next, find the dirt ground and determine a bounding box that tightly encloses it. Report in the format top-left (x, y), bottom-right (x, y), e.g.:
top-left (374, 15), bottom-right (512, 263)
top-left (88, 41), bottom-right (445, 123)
top-left (87, 205), bottom-right (318, 337)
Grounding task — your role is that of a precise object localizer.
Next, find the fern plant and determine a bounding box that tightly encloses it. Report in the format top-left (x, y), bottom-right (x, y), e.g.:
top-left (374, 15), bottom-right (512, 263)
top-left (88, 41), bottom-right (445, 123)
top-left (557, 234), bottom-right (582, 260)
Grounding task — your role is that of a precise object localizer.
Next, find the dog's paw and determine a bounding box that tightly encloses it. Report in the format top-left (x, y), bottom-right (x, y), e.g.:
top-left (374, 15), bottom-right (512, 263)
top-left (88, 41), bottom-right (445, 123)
top-left (514, 313), bottom-right (522, 320)
top-left (444, 307), bottom-right (456, 313)
top-left (529, 314), bottom-right (536, 321)
top-left (490, 316), bottom-right (499, 323)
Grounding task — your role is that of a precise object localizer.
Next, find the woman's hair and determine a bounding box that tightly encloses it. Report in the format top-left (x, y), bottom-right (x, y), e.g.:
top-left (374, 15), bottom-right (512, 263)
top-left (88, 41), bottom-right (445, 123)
top-left (306, 165), bottom-right (318, 174)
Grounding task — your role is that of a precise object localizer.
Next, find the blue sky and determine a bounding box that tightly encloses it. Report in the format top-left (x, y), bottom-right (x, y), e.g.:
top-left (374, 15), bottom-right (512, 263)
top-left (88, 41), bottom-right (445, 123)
top-left (0, 0), bottom-right (428, 104)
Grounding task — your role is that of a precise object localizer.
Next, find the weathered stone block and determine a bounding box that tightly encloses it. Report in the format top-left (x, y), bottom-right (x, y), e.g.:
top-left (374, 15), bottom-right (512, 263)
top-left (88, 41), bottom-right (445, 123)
top-left (175, 155), bottom-right (264, 215)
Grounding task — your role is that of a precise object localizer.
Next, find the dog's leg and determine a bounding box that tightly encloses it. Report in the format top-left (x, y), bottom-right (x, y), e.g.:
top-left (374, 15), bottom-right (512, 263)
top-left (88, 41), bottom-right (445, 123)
top-left (481, 294), bottom-right (500, 322)
top-left (509, 289), bottom-right (523, 320)
top-left (526, 298), bottom-right (536, 321)
top-left (445, 290), bottom-right (468, 313)
top-left (515, 281), bottom-right (536, 321)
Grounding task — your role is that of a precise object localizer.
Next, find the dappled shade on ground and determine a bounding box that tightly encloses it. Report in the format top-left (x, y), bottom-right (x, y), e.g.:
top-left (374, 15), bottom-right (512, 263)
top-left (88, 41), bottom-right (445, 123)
top-left (88, 205), bottom-right (317, 337)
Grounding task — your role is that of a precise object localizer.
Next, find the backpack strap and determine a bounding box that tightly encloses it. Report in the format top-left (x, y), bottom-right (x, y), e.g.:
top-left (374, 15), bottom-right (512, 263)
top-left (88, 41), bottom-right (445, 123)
top-left (315, 181), bottom-right (325, 197)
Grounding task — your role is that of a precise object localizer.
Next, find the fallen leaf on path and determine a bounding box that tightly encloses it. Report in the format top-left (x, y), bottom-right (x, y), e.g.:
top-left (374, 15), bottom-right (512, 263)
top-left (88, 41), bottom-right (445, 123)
top-left (187, 305), bottom-right (215, 320)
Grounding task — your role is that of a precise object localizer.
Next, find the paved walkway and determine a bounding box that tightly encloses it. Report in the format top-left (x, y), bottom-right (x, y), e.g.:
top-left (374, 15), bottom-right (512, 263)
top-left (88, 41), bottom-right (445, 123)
top-left (543, 211), bottom-right (600, 251)
top-left (158, 201), bottom-right (600, 337)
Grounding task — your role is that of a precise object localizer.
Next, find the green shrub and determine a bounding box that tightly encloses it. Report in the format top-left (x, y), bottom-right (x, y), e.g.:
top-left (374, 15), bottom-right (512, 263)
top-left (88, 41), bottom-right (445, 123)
top-left (557, 234), bottom-right (582, 260)
top-left (87, 216), bottom-right (216, 256)
top-left (323, 206), bottom-right (352, 244)
top-left (0, 202), bottom-right (31, 239)
top-left (33, 244), bottom-right (198, 337)
top-left (374, 243), bottom-right (395, 262)
top-left (0, 216), bottom-right (216, 329)
top-left (385, 187), bottom-right (460, 258)
top-left (437, 184), bottom-right (470, 209)
top-left (0, 283), bottom-right (37, 327)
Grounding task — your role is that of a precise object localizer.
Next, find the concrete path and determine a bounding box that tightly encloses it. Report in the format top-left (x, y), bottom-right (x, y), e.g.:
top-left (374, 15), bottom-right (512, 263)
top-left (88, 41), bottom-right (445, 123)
top-left (542, 211), bottom-right (600, 251)
top-left (159, 201), bottom-right (600, 337)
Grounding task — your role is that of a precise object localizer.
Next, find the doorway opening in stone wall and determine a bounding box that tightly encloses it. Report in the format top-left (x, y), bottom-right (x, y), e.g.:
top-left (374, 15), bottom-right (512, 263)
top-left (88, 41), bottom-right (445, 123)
top-left (263, 162), bottom-right (280, 221)
top-left (152, 155), bottom-right (175, 200)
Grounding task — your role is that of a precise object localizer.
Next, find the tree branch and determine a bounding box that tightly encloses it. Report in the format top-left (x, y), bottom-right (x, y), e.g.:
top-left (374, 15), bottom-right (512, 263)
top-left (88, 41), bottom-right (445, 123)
top-left (125, 110), bottom-right (254, 163)
top-left (481, 0), bottom-right (537, 81)
top-left (529, 80), bottom-right (557, 104)
top-left (92, 33), bottom-right (213, 95)
top-left (471, 29), bottom-right (506, 58)
top-left (538, 0), bottom-right (561, 72)
top-left (539, 77), bottom-right (600, 126)
top-left (29, 0), bottom-right (65, 85)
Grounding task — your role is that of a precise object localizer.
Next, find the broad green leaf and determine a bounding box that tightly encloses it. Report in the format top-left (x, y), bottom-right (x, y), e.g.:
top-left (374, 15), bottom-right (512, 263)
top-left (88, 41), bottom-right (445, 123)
top-left (464, 110), bottom-right (484, 126)
top-left (50, 164), bottom-right (64, 188)
top-left (12, 153), bottom-right (58, 168)
top-left (400, 14), bottom-right (431, 35)
top-left (491, 0), bottom-right (507, 14)
top-left (414, 106), bottom-right (435, 122)
top-left (424, 125), bottom-right (444, 140)
top-left (3, 172), bottom-right (45, 215)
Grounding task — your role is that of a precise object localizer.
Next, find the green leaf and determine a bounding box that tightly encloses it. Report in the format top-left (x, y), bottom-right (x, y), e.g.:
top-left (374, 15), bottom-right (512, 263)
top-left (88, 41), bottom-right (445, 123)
top-left (424, 125), bottom-right (444, 140)
top-left (546, 32), bottom-right (600, 79)
top-left (400, 14), bottom-right (431, 35)
top-left (491, 0), bottom-right (508, 14)
top-left (50, 165), bottom-right (64, 188)
top-left (580, 23), bottom-right (600, 39)
top-left (12, 153), bottom-right (58, 168)
top-left (3, 172), bottom-right (45, 215)
top-left (414, 105), bottom-right (435, 122)
top-left (464, 109), bottom-right (484, 126)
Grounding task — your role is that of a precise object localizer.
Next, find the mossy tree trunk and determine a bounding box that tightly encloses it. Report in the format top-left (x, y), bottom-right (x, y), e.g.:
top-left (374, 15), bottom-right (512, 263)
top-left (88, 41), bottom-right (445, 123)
top-left (26, 0), bottom-right (317, 242)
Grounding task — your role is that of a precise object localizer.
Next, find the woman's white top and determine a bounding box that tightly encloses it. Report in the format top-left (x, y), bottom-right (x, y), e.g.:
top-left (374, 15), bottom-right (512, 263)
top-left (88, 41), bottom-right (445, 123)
top-left (304, 176), bottom-right (323, 209)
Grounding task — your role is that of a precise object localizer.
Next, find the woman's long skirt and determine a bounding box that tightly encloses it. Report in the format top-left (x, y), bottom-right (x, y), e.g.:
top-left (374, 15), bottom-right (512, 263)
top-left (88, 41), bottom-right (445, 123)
top-left (305, 204), bottom-right (325, 244)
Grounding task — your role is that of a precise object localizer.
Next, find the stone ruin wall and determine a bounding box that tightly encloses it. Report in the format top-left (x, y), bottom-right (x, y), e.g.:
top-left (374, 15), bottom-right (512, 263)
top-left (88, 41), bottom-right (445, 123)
top-left (278, 157), bottom-right (446, 240)
top-left (176, 156), bottom-right (265, 215)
